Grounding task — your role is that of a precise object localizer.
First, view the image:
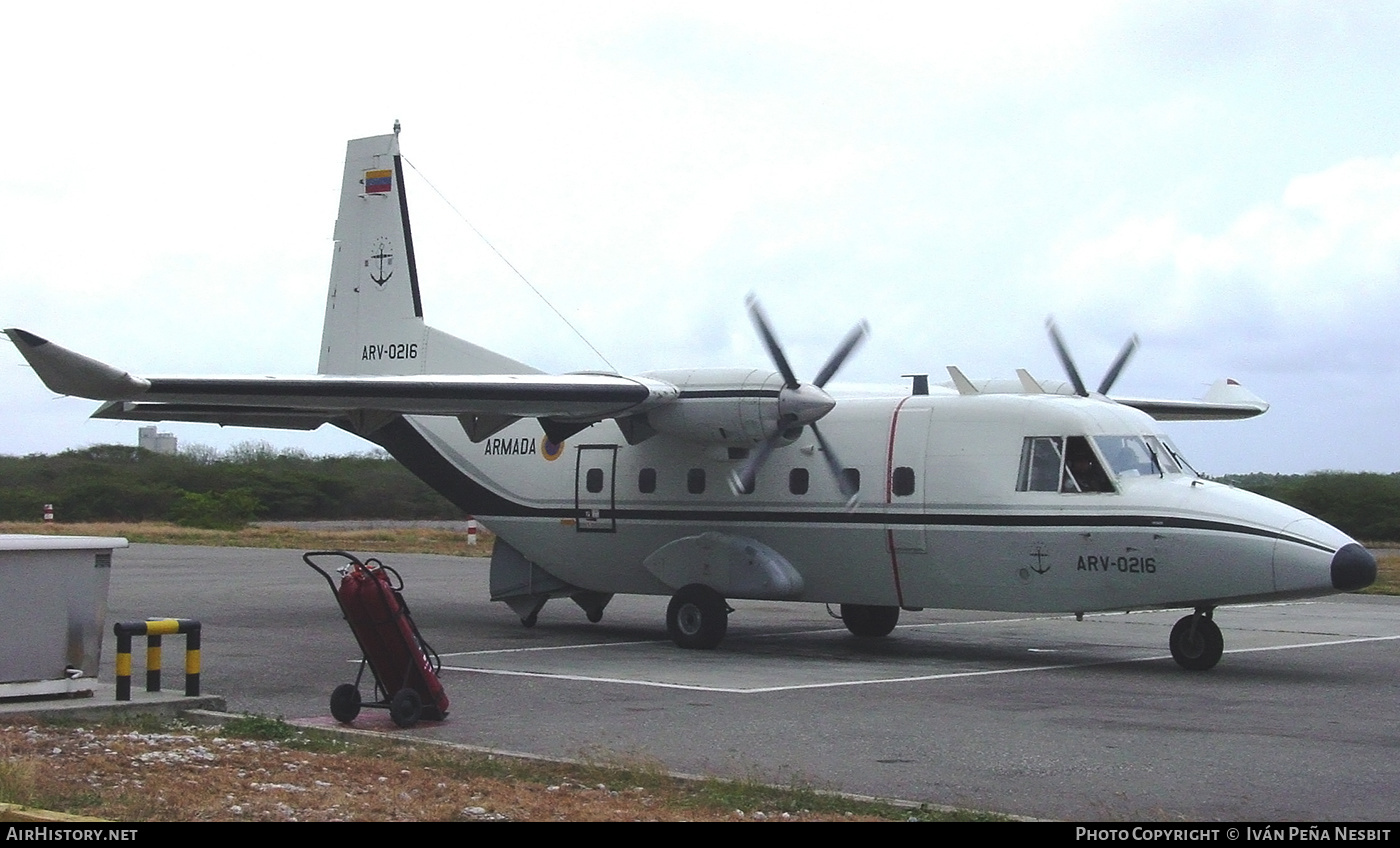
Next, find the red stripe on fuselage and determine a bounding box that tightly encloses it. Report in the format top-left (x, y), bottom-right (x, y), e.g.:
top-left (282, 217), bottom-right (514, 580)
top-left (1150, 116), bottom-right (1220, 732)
top-left (884, 395), bottom-right (913, 607)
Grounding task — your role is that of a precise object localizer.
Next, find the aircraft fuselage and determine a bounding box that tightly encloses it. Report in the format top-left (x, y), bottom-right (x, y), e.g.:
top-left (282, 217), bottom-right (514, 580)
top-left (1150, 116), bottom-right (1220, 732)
top-left (375, 389), bottom-right (1356, 616)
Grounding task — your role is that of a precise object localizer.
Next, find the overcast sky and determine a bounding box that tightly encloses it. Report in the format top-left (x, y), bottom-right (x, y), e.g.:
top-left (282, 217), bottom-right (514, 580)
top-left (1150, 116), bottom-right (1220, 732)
top-left (3, 2), bottom-right (1397, 475)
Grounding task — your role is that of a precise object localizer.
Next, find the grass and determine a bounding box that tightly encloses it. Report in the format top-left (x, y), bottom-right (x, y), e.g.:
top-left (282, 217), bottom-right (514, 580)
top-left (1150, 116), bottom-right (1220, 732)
top-left (0, 521), bottom-right (493, 557)
top-left (1362, 549), bottom-right (1400, 595)
top-left (0, 717), bottom-right (1001, 822)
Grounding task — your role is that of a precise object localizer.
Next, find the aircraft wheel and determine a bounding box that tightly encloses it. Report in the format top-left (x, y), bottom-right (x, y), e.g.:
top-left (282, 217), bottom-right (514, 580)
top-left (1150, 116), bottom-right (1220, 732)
top-left (390, 687), bottom-right (423, 728)
top-left (840, 604), bottom-right (900, 638)
top-left (522, 611), bottom-right (538, 628)
top-left (329, 683), bottom-right (361, 723)
top-left (1169, 613), bottom-right (1223, 671)
top-left (667, 584), bottom-right (728, 649)
top-left (586, 608), bottom-right (604, 623)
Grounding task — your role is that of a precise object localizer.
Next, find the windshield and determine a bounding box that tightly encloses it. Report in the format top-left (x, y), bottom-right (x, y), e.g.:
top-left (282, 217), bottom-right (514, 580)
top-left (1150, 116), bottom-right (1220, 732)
top-left (1157, 435), bottom-right (1200, 477)
top-left (1092, 435), bottom-right (1196, 478)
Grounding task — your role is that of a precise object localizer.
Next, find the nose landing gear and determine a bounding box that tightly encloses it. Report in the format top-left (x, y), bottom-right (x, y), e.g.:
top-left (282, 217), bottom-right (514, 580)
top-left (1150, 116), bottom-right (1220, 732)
top-left (1170, 608), bottom-right (1223, 671)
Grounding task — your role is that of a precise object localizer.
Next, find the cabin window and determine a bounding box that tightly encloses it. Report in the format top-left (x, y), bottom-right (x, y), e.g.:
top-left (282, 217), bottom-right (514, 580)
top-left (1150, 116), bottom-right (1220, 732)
top-left (789, 468), bottom-right (809, 495)
top-left (841, 468), bottom-right (861, 494)
top-left (638, 467), bottom-right (656, 494)
top-left (585, 467), bottom-right (604, 494)
top-left (892, 466), bottom-right (915, 496)
top-left (1017, 436), bottom-right (1115, 494)
top-left (687, 468), bottom-right (706, 494)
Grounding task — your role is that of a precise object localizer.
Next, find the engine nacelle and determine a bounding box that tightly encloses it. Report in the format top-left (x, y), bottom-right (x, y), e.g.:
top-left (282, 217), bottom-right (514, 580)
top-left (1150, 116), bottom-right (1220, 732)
top-left (639, 368), bottom-right (795, 446)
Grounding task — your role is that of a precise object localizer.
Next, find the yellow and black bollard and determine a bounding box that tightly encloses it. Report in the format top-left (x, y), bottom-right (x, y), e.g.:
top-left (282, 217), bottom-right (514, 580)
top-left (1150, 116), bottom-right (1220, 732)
top-left (113, 619), bottom-right (201, 701)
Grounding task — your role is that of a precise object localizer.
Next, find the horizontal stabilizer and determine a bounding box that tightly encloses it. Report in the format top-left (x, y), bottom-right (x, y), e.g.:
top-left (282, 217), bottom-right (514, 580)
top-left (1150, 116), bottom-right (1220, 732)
top-left (6, 329), bottom-right (150, 399)
top-left (8, 328), bottom-right (679, 429)
top-left (92, 401), bottom-right (333, 431)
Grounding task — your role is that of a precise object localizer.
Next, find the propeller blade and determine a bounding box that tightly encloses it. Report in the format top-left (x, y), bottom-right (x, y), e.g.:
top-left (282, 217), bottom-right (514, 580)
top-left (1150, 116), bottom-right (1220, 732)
top-left (812, 320), bottom-right (870, 388)
top-left (810, 423), bottom-right (857, 504)
top-left (1046, 318), bottom-right (1089, 397)
top-left (746, 295), bottom-right (801, 389)
top-left (729, 436), bottom-right (779, 495)
top-left (1096, 334), bottom-right (1140, 396)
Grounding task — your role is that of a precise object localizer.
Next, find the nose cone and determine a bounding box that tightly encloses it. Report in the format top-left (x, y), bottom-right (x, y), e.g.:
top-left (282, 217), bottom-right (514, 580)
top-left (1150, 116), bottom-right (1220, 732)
top-left (1332, 542), bottom-right (1378, 592)
top-left (779, 383), bottom-right (836, 426)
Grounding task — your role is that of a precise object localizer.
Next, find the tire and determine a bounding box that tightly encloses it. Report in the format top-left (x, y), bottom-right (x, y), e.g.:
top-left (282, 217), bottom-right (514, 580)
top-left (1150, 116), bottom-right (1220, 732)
top-left (390, 687), bottom-right (424, 728)
top-left (840, 604), bottom-right (900, 638)
top-left (1169, 614), bottom-right (1223, 671)
top-left (329, 683), bottom-right (361, 723)
top-left (666, 584), bottom-right (728, 649)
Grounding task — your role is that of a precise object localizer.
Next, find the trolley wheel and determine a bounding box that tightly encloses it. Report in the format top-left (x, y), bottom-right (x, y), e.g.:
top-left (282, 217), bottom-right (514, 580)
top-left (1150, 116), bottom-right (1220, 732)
top-left (329, 683), bottom-right (361, 723)
top-left (390, 687), bottom-right (423, 728)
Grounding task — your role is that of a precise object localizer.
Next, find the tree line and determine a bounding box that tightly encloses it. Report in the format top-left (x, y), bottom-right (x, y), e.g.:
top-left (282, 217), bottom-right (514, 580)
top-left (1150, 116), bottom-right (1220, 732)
top-left (1216, 472), bottom-right (1400, 542)
top-left (1, 444), bottom-right (1396, 539)
top-left (0, 443), bottom-right (459, 528)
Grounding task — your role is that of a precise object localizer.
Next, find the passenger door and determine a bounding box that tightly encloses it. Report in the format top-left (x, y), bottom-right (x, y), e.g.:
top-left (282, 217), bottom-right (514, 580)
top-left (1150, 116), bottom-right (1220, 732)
top-left (574, 444), bottom-right (617, 533)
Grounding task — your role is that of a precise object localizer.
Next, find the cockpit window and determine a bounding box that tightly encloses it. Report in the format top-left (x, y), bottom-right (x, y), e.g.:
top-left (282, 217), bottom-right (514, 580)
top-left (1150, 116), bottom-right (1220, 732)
top-left (1094, 435), bottom-right (1158, 477)
top-left (1017, 436), bottom-right (1064, 492)
top-left (1157, 436), bottom-right (1199, 477)
top-left (1018, 436), bottom-right (1116, 494)
top-left (1143, 436), bottom-right (1180, 474)
top-left (1062, 436), bottom-right (1115, 493)
top-left (1091, 435), bottom-right (1196, 479)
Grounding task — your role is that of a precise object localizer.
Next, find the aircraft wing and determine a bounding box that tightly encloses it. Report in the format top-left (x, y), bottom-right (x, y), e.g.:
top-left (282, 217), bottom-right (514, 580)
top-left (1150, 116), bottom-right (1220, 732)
top-left (5, 329), bottom-right (677, 435)
top-left (941, 369), bottom-right (1270, 422)
top-left (1112, 379), bottom-right (1269, 421)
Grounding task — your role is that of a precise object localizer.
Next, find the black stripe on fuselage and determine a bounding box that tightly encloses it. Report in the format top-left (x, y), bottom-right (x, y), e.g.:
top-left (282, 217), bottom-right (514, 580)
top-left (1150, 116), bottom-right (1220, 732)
top-left (363, 415), bottom-right (1337, 555)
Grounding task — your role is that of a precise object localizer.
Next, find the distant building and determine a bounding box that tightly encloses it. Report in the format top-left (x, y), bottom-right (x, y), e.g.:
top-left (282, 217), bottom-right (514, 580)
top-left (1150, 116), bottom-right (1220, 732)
top-left (138, 425), bottom-right (178, 455)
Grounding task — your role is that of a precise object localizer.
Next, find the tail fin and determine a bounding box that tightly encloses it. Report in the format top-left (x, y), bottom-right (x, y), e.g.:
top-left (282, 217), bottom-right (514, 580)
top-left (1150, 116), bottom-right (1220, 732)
top-left (318, 131), bottom-right (538, 377)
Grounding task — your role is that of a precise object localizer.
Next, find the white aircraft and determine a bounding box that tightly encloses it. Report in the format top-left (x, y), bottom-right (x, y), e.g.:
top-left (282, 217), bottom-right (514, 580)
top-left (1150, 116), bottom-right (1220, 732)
top-left (6, 129), bottom-right (1377, 671)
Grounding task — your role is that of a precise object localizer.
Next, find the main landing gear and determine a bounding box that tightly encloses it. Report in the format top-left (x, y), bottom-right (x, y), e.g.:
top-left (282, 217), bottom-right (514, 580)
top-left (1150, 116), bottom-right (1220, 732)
top-left (1169, 608), bottom-right (1223, 671)
top-left (666, 584), bottom-right (730, 649)
top-left (839, 604), bottom-right (900, 637)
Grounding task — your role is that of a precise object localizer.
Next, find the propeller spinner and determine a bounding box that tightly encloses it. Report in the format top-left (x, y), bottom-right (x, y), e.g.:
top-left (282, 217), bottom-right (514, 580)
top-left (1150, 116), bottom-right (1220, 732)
top-left (731, 296), bottom-right (869, 502)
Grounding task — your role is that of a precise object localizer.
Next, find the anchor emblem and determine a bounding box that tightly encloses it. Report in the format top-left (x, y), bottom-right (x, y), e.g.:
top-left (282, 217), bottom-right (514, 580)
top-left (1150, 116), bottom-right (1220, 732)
top-left (1029, 545), bottom-right (1051, 575)
top-left (367, 238), bottom-right (394, 287)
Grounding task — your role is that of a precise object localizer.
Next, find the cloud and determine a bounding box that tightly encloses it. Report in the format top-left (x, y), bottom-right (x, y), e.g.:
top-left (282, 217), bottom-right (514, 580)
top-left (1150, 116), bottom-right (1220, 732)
top-left (1054, 153), bottom-right (1400, 375)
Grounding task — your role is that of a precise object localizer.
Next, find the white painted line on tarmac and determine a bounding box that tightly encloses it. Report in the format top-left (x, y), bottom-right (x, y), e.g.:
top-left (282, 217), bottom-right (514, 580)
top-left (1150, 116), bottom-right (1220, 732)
top-left (439, 638), bottom-right (663, 658)
top-left (1222, 633), bottom-right (1400, 655)
top-left (437, 612), bottom-right (1104, 660)
top-left (439, 632), bottom-right (1400, 694)
top-left (438, 600), bottom-right (1333, 661)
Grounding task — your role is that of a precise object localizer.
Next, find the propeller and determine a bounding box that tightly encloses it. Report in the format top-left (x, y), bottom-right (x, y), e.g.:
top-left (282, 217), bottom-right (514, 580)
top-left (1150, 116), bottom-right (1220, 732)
top-left (1045, 319), bottom-right (1139, 397)
top-left (731, 296), bottom-right (869, 503)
